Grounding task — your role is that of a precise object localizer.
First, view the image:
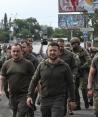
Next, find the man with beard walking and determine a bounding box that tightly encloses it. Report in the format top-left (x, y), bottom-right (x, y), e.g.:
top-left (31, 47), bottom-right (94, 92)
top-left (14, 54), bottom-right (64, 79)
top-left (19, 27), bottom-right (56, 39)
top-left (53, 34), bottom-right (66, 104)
top-left (57, 38), bottom-right (77, 115)
top-left (27, 42), bottom-right (76, 117)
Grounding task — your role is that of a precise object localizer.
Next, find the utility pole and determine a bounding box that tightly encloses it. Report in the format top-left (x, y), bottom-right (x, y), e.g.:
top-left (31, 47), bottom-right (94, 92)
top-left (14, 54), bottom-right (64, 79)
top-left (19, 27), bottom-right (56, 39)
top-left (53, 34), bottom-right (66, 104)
top-left (83, 12), bottom-right (88, 48)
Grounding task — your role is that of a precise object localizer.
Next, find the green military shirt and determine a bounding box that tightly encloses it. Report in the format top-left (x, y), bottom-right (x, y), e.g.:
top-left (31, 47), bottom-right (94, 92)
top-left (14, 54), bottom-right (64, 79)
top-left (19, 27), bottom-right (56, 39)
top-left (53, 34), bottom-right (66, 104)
top-left (72, 46), bottom-right (91, 75)
top-left (0, 58), bottom-right (35, 95)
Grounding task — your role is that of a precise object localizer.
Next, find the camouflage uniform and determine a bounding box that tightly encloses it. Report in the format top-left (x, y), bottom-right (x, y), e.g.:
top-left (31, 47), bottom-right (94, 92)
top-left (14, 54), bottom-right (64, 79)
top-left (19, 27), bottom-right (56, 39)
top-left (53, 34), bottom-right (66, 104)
top-left (70, 37), bottom-right (91, 109)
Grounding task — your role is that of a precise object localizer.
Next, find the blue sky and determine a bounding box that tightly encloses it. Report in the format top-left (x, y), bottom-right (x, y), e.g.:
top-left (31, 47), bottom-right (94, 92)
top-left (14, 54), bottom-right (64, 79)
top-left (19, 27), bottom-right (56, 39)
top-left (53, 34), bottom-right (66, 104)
top-left (0, 0), bottom-right (58, 27)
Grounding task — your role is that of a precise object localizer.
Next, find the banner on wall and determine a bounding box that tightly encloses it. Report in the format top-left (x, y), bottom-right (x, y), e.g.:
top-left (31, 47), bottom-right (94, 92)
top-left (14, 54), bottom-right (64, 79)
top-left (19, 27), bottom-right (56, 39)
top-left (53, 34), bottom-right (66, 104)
top-left (58, 0), bottom-right (98, 13)
top-left (58, 14), bottom-right (84, 29)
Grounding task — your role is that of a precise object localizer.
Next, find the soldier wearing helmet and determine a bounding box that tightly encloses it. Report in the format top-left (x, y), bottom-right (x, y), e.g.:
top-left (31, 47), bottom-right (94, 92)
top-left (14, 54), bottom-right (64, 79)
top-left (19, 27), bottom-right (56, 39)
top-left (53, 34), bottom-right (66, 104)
top-left (90, 47), bottom-right (98, 59)
top-left (70, 37), bottom-right (80, 46)
top-left (70, 37), bottom-right (91, 110)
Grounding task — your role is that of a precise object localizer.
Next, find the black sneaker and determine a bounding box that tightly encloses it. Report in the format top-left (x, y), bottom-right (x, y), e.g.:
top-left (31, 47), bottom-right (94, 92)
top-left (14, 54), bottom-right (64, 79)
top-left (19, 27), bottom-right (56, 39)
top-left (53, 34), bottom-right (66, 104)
top-left (88, 98), bottom-right (93, 106)
top-left (69, 112), bottom-right (74, 115)
top-left (85, 103), bottom-right (89, 109)
top-left (34, 105), bottom-right (37, 111)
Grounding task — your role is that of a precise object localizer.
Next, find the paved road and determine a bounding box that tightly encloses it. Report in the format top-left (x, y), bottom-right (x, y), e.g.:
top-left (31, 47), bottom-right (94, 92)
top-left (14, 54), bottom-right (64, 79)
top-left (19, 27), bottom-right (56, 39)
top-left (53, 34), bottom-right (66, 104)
top-left (0, 95), bottom-right (96, 117)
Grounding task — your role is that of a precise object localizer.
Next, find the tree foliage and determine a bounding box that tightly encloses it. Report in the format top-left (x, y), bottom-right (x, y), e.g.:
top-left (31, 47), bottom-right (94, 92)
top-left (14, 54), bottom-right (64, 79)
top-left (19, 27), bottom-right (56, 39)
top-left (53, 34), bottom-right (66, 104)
top-left (4, 13), bottom-right (8, 30)
top-left (0, 13), bottom-right (98, 43)
top-left (0, 30), bottom-right (9, 43)
top-left (13, 17), bottom-right (41, 40)
top-left (47, 27), bottom-right (54, 38)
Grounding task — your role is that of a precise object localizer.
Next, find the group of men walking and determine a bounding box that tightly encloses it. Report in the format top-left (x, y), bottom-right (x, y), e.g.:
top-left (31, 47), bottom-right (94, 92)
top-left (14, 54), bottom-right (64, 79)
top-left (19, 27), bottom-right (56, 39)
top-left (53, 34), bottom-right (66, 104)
top-left (0, 37), bottom-right (97, 117)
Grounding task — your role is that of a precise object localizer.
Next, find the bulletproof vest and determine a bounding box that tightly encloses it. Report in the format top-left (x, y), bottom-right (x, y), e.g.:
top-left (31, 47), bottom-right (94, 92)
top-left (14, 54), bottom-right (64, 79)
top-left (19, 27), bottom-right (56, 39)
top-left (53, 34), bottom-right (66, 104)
top-left (73, 48), bottom-right (86, 66)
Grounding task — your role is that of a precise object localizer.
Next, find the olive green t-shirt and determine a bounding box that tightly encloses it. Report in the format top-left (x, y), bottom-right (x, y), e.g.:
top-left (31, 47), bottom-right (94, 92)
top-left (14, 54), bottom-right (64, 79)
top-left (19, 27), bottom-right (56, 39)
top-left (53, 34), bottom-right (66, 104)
top-left (1, 58), bottom-right (35, 95)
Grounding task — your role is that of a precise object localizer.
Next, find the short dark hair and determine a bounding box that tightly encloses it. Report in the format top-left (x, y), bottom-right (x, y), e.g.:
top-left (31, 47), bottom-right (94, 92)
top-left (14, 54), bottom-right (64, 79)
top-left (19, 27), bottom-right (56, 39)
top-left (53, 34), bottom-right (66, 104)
top-left (11, 43), bottom-right (22, 50)
top-left (57, 38), bottom-right (64, 43)
top-left (48, 42), bottom-right (60, 49)
top-left (26, 38), bottom-right (33, 42)
top-left (20, 40), bottom-right (30, 47)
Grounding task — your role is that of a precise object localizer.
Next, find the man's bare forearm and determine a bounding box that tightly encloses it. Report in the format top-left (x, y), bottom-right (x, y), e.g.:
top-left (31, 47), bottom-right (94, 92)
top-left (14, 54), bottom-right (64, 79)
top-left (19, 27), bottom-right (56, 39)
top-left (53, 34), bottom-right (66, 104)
top-left (88, 75), bottom-right (93, 89)
top-left (88, 67), bottom-right (95, 89)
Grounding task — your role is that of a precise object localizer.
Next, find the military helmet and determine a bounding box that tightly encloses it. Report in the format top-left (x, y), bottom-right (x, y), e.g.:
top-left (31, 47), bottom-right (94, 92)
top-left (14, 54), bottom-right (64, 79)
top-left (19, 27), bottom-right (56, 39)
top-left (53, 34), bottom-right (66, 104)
top-left (70, 37), bottom-right (80, 45)
top-left (90, 47), bottom-right (98, 53)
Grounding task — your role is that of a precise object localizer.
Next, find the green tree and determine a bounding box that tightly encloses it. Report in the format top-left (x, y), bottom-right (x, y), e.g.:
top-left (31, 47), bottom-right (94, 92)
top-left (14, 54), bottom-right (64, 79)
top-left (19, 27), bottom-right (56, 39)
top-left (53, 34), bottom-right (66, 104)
top-left (4, 13), bottom-right (8, 30)
top-left (0, 30), bottom-right (9, 43)
top-left (13, 18), bottom-right (41, 40)
top-left (53, 28), bottom-right (70, 38)
top-left (87, 11), bottom-right (98, 38)
top-left (93, 11), bottom-right (98, 37)
top-left (47, 27), bottom-right (54, 38)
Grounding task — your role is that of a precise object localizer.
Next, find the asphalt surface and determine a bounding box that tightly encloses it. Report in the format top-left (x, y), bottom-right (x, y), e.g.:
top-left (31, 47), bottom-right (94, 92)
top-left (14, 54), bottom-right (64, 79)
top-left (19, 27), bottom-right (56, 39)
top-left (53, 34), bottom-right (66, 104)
top-left (0, 95), bottom-right (96, 117)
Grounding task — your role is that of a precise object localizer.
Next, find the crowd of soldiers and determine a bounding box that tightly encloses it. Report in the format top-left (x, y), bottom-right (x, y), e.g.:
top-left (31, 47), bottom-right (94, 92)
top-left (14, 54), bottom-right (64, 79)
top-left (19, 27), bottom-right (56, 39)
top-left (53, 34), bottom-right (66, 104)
top-left (0, 37), bottom-right (98, 117)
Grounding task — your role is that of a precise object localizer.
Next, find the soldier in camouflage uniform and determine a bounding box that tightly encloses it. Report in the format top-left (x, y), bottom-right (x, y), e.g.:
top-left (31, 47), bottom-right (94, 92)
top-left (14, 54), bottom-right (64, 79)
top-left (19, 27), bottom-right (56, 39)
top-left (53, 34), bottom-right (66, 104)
top-left (70, 37), bottom-right (91, 110)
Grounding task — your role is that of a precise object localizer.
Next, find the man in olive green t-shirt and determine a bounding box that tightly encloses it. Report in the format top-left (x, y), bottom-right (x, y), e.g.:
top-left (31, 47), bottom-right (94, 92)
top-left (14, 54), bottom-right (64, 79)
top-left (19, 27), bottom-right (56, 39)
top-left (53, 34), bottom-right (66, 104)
top-left (0, 43), bottom-right (35, 117)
